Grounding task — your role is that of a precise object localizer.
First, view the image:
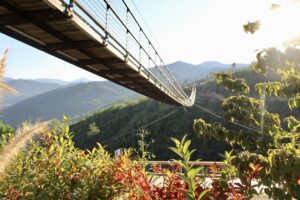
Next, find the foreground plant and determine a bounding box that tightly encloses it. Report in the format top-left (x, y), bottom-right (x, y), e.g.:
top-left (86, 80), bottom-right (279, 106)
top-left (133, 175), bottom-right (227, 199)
top-left (169, 135), bottom-right (208, 200)
top-left (0, 48), bottom-right (17, 94)
top-left (0, 119), bottom-right (152, 200)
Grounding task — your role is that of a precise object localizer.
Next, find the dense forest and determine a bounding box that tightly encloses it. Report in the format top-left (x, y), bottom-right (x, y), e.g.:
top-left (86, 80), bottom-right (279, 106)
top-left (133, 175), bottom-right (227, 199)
top-left (71, 68), bottom-right (296, 161)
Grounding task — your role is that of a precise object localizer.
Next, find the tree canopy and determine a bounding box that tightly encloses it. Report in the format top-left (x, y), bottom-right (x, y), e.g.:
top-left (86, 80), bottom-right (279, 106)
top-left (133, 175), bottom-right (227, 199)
top-left (194, 6), bottom-right (300, 199)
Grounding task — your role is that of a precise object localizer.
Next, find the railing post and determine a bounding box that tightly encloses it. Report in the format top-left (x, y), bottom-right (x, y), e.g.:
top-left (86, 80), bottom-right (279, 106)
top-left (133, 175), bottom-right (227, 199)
top-left (103, 2), bottom-right (110, 46)
top-left (148, 41), bottom-right (151, 68)
top-left (154, 52), bottom-right (157, 80)
top-left (138, 28), bottom-right (142, 71)
top-left (125, 8), bottom-right (129, 62)
top-left (64, 0), bottom-right (75, 16)
top-left (69, 0), bottom-right (75, 8)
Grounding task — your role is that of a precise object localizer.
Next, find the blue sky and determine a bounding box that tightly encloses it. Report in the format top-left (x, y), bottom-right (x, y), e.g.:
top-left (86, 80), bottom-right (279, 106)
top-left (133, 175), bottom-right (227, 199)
top-left (0, 0), bottom-right (297, 81)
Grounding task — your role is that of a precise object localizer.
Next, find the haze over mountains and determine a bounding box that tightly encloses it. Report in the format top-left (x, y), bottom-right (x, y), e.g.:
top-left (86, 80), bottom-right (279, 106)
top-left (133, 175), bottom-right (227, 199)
top-left (1, 61), bottom-right (248, 127)
top-left (2, 79), bottom-right (61, 107)
top-left (168, 61), bottom-right (248, 83)
top-left (2, 81), bottom-right (139, 127)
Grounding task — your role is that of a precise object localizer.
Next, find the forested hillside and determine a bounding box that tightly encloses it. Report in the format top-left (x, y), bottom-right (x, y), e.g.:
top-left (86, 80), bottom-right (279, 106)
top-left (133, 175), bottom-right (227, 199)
top-left (2, 81), bottom-right (139, 127)
top-left (1, 79), bottom-right (62, 107)
top-left (1, 60), bottom-right (244, 127)
top-left (71, 68), bottom-right (293, 161)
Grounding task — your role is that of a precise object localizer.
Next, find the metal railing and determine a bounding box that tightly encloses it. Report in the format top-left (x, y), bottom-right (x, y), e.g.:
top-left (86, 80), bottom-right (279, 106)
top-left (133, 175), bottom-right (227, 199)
top-left (66, 0), bottom-right (194, 106)
top-left (146, 161), bottom-right (223, 176)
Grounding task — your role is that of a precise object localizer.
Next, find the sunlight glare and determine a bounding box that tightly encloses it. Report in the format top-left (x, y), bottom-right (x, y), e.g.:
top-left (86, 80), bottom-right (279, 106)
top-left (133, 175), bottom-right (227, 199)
top-left (258, 1), bottom-right (300, 48)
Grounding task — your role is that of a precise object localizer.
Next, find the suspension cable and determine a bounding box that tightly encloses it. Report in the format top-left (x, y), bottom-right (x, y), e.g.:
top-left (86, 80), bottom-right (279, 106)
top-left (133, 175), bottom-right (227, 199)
top-left (194, 101), bottom-right (265, 134)
top-left (102, 107), bottom-right (181, 144)
top-left (128, 0), bottom-right (188, 98)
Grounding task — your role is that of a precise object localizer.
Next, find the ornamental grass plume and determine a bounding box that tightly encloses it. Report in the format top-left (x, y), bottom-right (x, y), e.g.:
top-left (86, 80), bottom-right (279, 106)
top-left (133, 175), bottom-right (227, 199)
top-left (0, 48), bottom-right (17, 94)
top-left (0, 122), bottom-right (48, 174)
top-left (0, 48), bottom-right (42, 174)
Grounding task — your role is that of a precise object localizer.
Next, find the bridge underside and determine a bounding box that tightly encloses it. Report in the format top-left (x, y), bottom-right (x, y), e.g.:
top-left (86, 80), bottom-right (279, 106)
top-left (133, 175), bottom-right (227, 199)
top-left (0, 0), bottom-right (195, 106)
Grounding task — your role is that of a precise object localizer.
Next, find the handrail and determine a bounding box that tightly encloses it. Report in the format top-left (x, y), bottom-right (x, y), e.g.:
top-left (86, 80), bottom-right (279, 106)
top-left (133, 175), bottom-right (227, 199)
top-left (146, 161), bottom-right (223, 167)
top-left (146, 161), bottom-right (223, 176)
top-left (70, 0), bottom-right (196, 106)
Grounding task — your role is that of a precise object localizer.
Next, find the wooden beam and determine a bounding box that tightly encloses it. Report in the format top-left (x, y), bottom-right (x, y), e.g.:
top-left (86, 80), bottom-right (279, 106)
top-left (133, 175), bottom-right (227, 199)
top-left (0, 15), bottom-right (26, 25)
top-left (78, 57), bottom-right (123, 65)
top-left (0, 1), bottom-right (84, 52)
top-left (0, 9), bottom-right (69, 25)
top-left (46, 40), bottom-right (102, 50)
top-left (114, 77), bottom-right (146, 82)
top-left (101, 68), bottom-right (136, 74)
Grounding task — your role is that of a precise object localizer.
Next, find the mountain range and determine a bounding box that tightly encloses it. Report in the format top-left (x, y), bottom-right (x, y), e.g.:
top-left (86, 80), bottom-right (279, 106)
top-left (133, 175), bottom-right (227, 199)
top-left (1, 61), bottom-right (248, 127)
top-left (1, 81), bottom-right (138, 127)
top-left (168, 61), bottom-right (248, 83)
top-left (1, 79), bottom-right (61, 107)
top-left (70, 69), bottom-right (290, 161)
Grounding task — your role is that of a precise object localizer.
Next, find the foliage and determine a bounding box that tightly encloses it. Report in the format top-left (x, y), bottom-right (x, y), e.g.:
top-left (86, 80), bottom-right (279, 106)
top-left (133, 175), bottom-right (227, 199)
top-left (169, 135), bottom-right (208, 199)
top-left (194, 20), bottom-right (300, 199)
top-left (0, 121), bottom-right (14, 149)
top-left (243, 21), bottom-right (261, 34)
top-left (0, 119), bottom-right (152, 200)
top-left (150, 165), bottom-right (187, 199)
top-left (87, 122), bottom-right (100, 137)
top-left (71, 66), bottom-right (299, 162)
top-left (167, 135), bottom-right (260, 200)
top-left (0, 120), bottom-right (255, 200)
top-left (136, 129), bottom-right (155, 162)
top-left (71, 97), bottom-right (230, 161)
top-left (214, 73), bottom-right (250, 94)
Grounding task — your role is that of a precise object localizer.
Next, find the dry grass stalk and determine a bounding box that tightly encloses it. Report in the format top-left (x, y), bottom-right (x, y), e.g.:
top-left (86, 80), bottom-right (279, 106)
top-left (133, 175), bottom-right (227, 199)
top-left (0, 122), bottom-right (48, 174)
top-left (0, 48), bottom-right (17, 94)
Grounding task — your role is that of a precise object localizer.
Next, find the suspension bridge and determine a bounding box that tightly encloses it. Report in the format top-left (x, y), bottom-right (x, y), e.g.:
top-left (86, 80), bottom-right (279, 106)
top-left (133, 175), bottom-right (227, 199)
top-left (0, 0), bottom-right (196, 107)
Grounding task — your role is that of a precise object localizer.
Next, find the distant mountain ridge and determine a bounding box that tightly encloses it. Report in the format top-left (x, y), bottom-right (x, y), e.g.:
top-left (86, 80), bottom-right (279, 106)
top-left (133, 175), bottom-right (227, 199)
top-left (167, 61), bottom-right (249, 83)
top-left (1, 79), bottom-right (62, 107)
top-left (1, 77), bottom-right (94, 107)
top-left (1, 81), bottom-right (139, 127)
top-left (33, 78), bottom-right (68, 85)
top-left (1, 60), bottom-right (249, 127)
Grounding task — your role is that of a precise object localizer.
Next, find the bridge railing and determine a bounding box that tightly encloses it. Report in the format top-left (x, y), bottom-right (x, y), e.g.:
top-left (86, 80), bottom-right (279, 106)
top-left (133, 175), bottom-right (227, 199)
top-left (66, 0), bottom-right (192, 105)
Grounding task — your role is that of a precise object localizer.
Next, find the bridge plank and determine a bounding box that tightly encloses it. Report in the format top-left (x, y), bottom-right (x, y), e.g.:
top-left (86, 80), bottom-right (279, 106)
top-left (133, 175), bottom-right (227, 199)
top-left (46, 40), bottom-right (102, 50)
top-left (78, 58), bottom-right (123, 65)
top-left (7, 0), bottom-right (50, 11)
top-left (0, 9), bottom-right (69, 25)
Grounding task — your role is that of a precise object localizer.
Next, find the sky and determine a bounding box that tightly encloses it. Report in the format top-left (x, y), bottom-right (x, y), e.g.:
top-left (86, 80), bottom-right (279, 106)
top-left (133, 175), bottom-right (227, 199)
top-left (0, 0), bottom-right (299, 81)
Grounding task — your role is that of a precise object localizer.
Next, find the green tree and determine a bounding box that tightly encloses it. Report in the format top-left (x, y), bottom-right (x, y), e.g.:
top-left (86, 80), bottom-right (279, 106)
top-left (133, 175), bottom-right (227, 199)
top-left (87, 122), bottom-right (100, 137)
top-left (194, 5), bottom-right (300, 200)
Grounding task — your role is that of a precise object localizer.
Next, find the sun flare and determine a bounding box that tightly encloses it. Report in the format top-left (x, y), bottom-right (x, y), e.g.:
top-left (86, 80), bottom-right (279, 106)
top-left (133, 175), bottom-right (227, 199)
top-left (258, 1), bottom-right (300, 47)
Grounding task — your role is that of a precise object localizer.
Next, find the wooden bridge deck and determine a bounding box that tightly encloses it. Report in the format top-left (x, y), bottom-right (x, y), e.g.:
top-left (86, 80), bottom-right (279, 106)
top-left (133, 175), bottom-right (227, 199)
top-left (0, 0), bottom-right (195, 106)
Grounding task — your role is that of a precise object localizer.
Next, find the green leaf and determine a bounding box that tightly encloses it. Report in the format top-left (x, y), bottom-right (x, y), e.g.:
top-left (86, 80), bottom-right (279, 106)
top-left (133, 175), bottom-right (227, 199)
top-left (182, 139), bottom-right (191, 154)
top-left (171, 137), bottom-right (180, 147)
top-left (180, 135), bottom-right (188, 147)
top-left (49, 145), bottom-right (55, 153)
top-left (197, 190), bottom-right (208, 200)
top-left (169, 147), bottom-right (183, 158)
top-left (187, 167), bottom-right (202, 179)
